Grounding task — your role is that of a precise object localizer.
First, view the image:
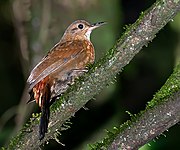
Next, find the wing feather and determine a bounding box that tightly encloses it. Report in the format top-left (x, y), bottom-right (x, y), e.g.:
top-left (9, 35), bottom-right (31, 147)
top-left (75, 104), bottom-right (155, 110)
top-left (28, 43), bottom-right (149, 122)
top-left (27, 40), bottom-right (88, 90)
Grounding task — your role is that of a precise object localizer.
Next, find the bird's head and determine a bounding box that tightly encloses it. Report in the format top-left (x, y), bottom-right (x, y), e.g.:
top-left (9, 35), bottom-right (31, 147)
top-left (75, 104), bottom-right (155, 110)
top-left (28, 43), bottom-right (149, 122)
top-left (61, 20), bottom-right (106, 42)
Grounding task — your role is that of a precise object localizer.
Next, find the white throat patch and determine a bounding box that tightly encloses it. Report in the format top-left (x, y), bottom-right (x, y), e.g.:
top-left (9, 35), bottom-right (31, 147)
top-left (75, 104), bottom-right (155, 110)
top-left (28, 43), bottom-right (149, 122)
top-left (85, 30), bottom-right (92, 40)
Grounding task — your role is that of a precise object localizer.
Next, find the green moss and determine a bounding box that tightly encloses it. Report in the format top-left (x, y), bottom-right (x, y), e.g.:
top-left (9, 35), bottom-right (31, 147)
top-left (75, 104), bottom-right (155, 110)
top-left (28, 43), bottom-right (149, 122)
top-left (89, 63), bottom-right (180, 149)
top-left (5, 112), bottom-right (41, 149)
top-left (89, 120), bottom-right (132, 149)
top-left (147, 63), bottom-right (180, 108)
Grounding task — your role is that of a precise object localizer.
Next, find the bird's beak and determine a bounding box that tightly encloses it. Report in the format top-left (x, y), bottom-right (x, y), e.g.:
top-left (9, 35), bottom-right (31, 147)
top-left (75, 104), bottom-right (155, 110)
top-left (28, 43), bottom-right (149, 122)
top-left (90, 21), bottom-right (107, 30)
top-left (85, 21), bottom-right (107, 40)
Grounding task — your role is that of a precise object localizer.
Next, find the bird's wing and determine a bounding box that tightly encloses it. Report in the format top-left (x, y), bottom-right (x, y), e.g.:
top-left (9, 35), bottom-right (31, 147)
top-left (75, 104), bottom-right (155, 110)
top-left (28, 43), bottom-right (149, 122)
top-left (27, 40), bottom-right (91, 91)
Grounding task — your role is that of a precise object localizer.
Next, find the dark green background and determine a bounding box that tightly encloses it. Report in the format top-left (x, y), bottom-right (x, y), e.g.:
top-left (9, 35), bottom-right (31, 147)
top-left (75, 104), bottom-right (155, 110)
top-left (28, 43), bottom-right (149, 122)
top-left (0, 0), bottom-right (179, 149)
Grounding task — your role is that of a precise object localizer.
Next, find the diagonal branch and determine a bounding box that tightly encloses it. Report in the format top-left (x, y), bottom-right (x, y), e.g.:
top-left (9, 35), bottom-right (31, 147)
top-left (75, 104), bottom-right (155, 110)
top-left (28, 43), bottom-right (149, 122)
top-left (90, 63), bottom-right (180, 149)
top-left (5, 0), bottom-right (180, 149)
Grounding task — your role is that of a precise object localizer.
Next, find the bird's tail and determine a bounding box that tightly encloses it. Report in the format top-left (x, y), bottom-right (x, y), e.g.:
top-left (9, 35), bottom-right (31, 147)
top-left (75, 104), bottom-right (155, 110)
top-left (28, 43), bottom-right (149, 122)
top-left (39, 84), bottom-right (51, 140)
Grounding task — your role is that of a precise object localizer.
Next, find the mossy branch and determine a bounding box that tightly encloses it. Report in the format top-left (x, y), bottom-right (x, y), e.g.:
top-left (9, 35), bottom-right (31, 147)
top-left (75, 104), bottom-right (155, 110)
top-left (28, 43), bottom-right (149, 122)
top-left (90, 63), bottom-right (180, 149)
top-left (4, 0), bottom-right (180, 149)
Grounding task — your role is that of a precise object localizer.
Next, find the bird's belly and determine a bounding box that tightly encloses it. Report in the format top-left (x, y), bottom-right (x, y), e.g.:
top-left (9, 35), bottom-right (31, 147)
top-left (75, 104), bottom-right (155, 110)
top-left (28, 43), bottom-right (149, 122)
top-left (50, 69), bottom-right (87, 98)
top-left (49, 65), bottom-right (88, 98)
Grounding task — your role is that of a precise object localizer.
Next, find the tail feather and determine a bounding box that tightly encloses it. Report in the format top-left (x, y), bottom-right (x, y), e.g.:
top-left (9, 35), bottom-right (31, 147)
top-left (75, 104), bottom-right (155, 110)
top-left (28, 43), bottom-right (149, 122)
top-left (39, 104), bottom-right (50, 140)
top-left (39, 84), bottom-right (51, 140)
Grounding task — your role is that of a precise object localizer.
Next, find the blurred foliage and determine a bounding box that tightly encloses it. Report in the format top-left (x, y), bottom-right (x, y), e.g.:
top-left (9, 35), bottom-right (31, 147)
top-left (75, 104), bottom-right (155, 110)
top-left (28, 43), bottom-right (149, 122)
top-left (0, 0), bottom-right (179, 149)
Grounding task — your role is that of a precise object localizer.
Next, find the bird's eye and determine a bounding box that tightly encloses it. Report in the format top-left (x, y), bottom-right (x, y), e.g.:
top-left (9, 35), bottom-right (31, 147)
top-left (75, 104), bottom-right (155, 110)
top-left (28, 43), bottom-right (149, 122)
top-left (78, 24), bottom-right (84, 29)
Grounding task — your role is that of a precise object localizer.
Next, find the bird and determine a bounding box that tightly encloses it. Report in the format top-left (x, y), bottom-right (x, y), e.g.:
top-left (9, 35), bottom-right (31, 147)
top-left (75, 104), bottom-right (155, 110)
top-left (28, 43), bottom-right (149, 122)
top-left (27, 20), bottom-right (106, 140)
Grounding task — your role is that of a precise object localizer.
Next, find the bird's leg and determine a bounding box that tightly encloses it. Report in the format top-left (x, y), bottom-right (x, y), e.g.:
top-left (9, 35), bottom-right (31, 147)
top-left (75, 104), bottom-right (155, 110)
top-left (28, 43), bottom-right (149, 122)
top-left (67, 68), bottom-right (88, 81)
